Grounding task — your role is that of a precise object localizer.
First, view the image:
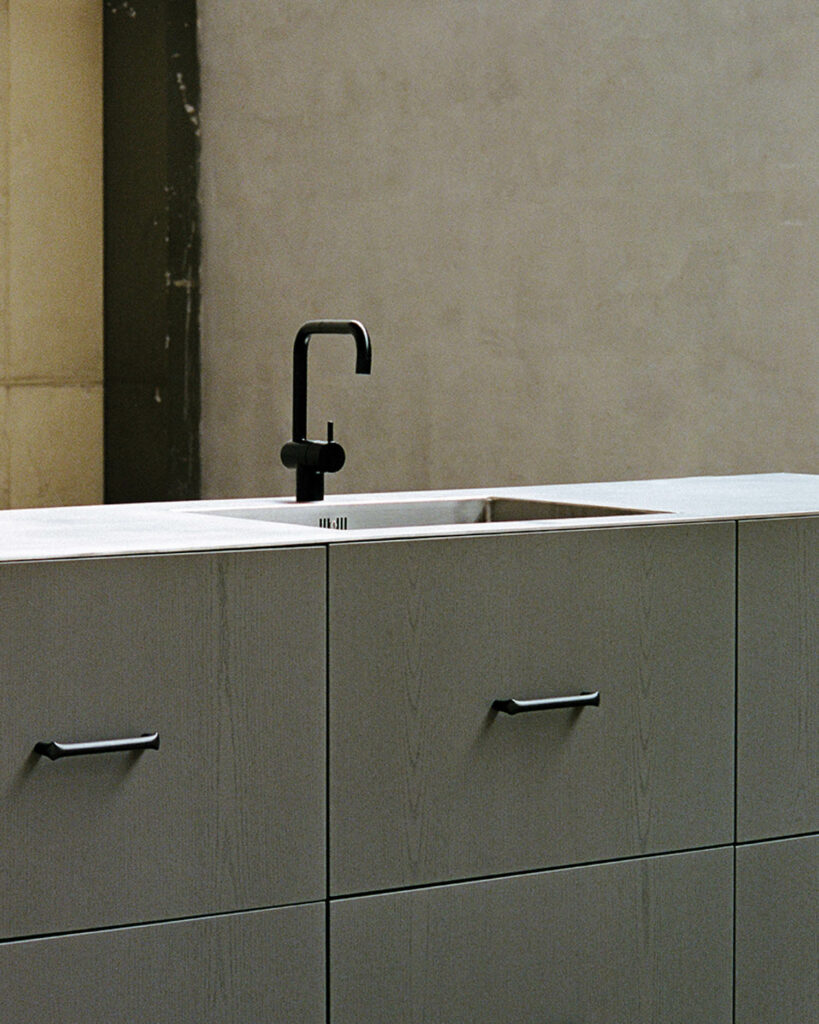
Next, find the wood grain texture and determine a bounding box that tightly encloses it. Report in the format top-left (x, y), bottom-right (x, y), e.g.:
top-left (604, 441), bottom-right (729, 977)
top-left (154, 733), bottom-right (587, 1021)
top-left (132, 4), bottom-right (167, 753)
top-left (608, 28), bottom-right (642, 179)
top-left (331, 847), bottom-right (733, 1023)
top-left (0, 547), bottom-right (325, 938)
top-left (737, 516), bottom-right (818, 840)
top-left (329, 523), bottom-right (735, 894)
top-left (736, 835), bottom-right (818, 1023)
top-left (0, 902), bottom-right (325, 1024)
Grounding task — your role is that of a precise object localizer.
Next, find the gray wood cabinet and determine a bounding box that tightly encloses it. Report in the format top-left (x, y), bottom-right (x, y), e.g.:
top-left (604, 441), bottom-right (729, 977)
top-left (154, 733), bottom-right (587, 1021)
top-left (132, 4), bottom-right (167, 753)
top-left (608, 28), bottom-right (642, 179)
top-left (0, 902), bottom-right (325, 1024)
top-left (0, 548), bottom-right (326, 1022)
top-left (735, 835), bottom-right (818, 1024)
top-left (331, 847), bottom-right (733, 1023)
top-left (329, 523), bottom-right (735, 894)
top-left (2, 512), bottom-right (814, 1021)
top-left (737, 515), bottom-right (818, 840)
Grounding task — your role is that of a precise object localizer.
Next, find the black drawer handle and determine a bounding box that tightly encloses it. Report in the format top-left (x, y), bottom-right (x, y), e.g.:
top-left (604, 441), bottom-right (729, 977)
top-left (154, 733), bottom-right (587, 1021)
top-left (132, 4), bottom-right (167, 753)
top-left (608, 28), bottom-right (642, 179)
top-left (492, 692), bottom-right (600, 715)
top-left (34, 733), bottom-right (160, 761)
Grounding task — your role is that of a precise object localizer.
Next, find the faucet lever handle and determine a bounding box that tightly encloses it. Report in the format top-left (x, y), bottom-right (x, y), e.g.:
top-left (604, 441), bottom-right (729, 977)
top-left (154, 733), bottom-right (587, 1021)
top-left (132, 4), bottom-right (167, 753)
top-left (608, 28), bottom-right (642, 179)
top-left (327, 420), bottom-right (334, 442)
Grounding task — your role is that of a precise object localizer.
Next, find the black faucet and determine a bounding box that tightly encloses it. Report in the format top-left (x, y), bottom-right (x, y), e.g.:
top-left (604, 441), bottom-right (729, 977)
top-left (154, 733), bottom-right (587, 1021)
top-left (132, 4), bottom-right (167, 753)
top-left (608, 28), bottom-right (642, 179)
top-left (280, 319), bottom-right (372, 502)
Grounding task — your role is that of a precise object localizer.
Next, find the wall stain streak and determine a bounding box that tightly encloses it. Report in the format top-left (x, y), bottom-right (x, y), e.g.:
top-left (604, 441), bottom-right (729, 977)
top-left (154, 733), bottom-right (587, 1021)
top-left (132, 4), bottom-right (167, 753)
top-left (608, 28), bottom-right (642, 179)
top-left (104, 0), bottom-right (200, 502)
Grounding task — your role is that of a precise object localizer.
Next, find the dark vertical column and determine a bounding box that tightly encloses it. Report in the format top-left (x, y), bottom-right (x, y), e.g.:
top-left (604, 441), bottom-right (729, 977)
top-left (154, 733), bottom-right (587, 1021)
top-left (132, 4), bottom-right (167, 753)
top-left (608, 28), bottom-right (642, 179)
top-left (103, 0), bottom-right (200, 502)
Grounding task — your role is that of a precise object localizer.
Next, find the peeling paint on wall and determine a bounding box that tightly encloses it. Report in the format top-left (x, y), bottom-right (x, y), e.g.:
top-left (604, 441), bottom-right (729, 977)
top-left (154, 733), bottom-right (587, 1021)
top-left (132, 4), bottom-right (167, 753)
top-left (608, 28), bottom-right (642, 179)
top-left (175, 69), bottom-right (200, 131)
top-left (105, 1), bottom-right (137, 19)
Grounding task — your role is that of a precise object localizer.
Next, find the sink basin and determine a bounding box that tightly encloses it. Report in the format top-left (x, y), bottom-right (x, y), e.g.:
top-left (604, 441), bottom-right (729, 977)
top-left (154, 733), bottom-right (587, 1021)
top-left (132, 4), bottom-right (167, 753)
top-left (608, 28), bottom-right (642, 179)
top-left (196, 497), bottom-right (662, 532)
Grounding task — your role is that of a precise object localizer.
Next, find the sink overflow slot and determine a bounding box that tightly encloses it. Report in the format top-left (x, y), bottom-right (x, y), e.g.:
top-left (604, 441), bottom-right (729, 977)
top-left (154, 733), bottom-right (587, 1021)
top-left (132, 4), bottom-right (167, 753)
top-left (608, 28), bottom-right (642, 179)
top-left (318, 516), bottom-right (349, 530)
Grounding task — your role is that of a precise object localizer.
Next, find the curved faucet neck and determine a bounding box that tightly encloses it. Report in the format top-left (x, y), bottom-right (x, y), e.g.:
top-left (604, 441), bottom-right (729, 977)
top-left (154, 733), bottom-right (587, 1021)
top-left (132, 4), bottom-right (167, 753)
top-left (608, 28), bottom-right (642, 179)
top-left (292, 319), bottom-right (372, 441)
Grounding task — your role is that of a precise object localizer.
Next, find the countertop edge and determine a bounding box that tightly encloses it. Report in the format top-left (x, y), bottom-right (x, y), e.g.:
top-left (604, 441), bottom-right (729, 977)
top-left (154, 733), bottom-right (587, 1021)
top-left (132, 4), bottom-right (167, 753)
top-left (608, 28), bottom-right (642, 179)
top-left (0, 473), bottom-right (817, 564)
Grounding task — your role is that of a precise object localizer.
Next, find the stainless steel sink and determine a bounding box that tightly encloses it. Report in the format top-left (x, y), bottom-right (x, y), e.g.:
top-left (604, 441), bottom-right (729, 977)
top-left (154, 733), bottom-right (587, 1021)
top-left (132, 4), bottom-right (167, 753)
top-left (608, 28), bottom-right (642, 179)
top-left (196, 497), bottom-right (662, 531)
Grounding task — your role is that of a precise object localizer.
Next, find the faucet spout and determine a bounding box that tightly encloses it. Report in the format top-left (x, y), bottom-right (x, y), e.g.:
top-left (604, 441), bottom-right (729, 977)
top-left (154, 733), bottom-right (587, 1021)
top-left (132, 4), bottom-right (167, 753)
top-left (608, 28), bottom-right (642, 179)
top-left (291, 320), bottom-right (371, 441)
top-left (282, 319), bottom-right (372, 502)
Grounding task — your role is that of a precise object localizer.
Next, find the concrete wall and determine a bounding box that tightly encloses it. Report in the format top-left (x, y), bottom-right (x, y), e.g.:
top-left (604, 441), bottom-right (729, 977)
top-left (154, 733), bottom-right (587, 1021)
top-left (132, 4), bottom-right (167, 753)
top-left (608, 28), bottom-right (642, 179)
top-left (199, 1), bottom-right (818, 499)
top-left (0, 0), bottom-right (103, 509)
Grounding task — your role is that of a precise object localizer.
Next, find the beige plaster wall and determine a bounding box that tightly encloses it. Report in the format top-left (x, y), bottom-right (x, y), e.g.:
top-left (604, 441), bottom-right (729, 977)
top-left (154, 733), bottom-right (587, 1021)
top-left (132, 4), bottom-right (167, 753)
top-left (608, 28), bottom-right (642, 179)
top-left (200, 1), bottom-right (818, 499)
top-left (0, 0), bottom-right (102, 509)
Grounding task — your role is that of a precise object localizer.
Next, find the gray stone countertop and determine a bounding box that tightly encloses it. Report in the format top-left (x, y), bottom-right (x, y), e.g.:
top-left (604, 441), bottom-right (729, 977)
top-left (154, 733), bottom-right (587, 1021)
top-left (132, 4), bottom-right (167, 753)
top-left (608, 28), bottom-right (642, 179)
top-left (0, 473), bottom-right (816, 563)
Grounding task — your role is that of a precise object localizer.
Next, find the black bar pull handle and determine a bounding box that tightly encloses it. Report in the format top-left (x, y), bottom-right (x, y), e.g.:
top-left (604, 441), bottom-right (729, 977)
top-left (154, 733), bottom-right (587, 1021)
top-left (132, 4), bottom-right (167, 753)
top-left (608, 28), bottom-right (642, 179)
top-left (34, 733), bottom-right (160, 761)
top-left (492, 692), bottom-right (600, 715)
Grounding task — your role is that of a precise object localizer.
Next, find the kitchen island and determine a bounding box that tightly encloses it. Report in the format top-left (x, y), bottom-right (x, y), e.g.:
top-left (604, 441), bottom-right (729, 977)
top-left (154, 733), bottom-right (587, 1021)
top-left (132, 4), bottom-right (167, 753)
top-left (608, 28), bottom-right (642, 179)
top-left (1, 473), bottom-right (816, 1022)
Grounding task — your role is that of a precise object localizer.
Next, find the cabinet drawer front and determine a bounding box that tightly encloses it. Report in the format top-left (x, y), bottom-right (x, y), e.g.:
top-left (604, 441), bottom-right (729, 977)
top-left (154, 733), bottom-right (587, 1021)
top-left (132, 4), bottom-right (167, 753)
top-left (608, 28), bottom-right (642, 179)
top-left (330, 523), bottom-right (735, 894)
top-left (331, 848), bottom-right (733, 1023)
top-left (736, 834), bottom-right (819, 1024)
top-left (737, 516), bottom-right (818, 840)
top-left (0, 548), bottom-right (325, 938)
top-left (0, 902), bottom-right (325, 1024)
